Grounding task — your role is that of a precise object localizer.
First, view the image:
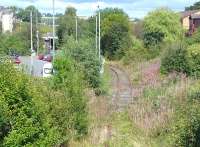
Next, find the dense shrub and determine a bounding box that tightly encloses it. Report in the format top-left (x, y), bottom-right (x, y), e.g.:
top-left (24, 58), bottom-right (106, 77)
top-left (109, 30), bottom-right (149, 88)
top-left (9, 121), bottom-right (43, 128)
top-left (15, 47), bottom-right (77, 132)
top-left (61, 36), bottom-right (101, 88)
top-left (143, 8), bottom-right (183, 48)
top-left (0, 58), bottom-right (88, 146)
top-left (53, 54), bottom-right (88, 139)
top-left (188, 81), bottom-right (200, 101)
top-left (0, 62), bottom-right (58, 146)
top-left (101, 8), bottom-right (131, 60)
top-left (185, 27), bottom-right (200, 45)
top-left (0, 33), bottom-right (29, 55)
top-left (123, 36), bottom-right (150, 64)
top-left (186, 44), bottom-right (200, 77)
top-left (160, 43), bottom-right (191, 75)
top-left (170, 102), bottom-right (200, 147)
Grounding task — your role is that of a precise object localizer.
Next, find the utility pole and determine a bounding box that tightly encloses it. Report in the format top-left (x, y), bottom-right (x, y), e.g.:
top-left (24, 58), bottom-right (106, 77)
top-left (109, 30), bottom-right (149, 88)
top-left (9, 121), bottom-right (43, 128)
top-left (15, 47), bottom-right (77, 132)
top-left (36, 30), bottom-right (39, 55)
top-left (30, 11), bottom-right (33, 52)
top-left (96, 15), bottom-right (98, 53)
top-left (30, 11), bottom-right (33, 75)
top-left (98, 4), bottom-right (101, 61)
top-left (52, 0), bottom-right (55, 60)
top-left (36, 10), bottom-right (39, 56)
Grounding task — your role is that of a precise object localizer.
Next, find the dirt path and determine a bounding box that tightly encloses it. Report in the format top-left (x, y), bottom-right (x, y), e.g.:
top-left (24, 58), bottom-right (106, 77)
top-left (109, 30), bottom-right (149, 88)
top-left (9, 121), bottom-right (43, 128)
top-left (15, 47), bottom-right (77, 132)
top-left (109, 65), bottom-right (133, 111)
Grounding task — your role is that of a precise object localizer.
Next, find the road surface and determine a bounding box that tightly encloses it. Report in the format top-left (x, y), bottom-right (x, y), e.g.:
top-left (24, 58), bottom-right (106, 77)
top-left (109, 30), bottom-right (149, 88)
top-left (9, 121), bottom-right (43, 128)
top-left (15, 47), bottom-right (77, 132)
top-left (19, 56), bottom-right (48, 77)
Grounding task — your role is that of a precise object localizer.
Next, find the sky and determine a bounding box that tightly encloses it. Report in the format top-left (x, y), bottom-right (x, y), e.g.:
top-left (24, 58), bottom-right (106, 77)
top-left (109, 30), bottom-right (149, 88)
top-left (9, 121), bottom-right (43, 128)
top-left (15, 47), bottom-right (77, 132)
top-left (0, 0), bottom-right (199, 18)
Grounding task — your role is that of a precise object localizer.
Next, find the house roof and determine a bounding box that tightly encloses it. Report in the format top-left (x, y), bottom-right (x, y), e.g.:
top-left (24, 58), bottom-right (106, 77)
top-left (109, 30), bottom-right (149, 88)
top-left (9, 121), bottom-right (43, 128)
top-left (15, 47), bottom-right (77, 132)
top-left (0, 6), bottom-right (13, 15)
top-left (180, 10), bottom-right (200, 18)
top-left (191, 14), bottom-right (200, 19)
top-left (42, 32), bottom-right (58, 40)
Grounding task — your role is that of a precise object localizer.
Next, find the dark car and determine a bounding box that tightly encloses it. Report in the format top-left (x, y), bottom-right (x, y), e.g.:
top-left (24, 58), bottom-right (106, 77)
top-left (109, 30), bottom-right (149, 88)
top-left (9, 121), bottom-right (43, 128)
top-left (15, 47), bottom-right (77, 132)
top-left (14, 57), bottom-right (21, 64)
top-left (43, 54), bottom-right (53, 62)
top-left (10, 55), bottom-right (21, 64)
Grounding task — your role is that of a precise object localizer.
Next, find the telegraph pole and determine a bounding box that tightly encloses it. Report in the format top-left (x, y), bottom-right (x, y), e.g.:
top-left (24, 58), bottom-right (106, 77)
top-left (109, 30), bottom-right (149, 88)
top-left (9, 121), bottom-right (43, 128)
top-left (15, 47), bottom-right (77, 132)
top-left (52, 0), bottom-right (55, 60)
top-left (30, 11), bottom-right (33, 52)
top-left (36, 10), bottom-right (39, 55)
top-left (98, 4), bottom-right (101, 61)
top-left (36, 31), bottom-right (39, 55)
top-left (30, 11), bottom-right (33, 75)
top-left (96, 15), bottom-right (98, 53)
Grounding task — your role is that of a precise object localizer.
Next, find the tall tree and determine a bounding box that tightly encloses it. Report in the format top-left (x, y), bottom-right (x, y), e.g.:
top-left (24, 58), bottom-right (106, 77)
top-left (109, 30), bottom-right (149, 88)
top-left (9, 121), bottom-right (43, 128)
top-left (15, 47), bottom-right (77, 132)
top-left (17, 5), bottom-right (41, 22)
top-left (100, 8), bottom-right (131, 59)
top-left (65, 7), bottom-right (76, 16)
top-left (186, 1), bottom-right (200, 10)
top-left (143, 8), bottom-right (183, 48)
top-left (57, 7), bottom-right (77, 44)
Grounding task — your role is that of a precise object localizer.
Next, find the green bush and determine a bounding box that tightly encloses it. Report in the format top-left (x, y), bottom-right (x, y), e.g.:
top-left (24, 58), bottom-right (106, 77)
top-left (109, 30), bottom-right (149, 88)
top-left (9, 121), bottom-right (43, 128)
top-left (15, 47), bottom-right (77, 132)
top-left (101, 8), bottom-right (131, 60)
top-left (169, 80), bottom-right (200, 147)
top-left (188, 81), bottom-right (200, 101)
top-left (186, 44), bottom-right (200, 77)
top-left (160, 42), bottom-right (191, 75)
top-left (0, 62), bottom-right (58, 146)
top-left (123, 36), bottom-right (150, 64)
top-left (61, 36), bottom-right (101, 89)
top-left (185, 27), bottom-right (200, 45)
top-left (0, 59), bottom-right (88, 146)
top-left (53, 54), bottom-right (88, 139)
top-left (0, 33), bottom-right (29, 55)
top-left (161, 42), bottom-right (200, 78)
top-left (170, 103), bottom-right (200, 147)
top-left (143, 8), bottom-right (183, 48)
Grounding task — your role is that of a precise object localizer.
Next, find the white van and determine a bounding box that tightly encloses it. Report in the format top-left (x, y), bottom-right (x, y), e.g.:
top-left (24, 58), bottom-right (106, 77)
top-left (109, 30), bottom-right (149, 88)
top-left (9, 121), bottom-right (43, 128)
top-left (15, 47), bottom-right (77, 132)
top-left (42, 62), bottom-right (53, 78)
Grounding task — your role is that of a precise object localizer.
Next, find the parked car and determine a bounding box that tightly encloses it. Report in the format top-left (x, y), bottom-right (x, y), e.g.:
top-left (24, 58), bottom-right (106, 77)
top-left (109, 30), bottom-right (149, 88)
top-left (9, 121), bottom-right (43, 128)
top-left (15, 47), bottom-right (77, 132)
top-left (42, 62), bottom-right (53, 78)
top-left (14, 57), bottom-right (21, 64)
top-left (10, 55), bottom-right (21, 64)
top-left (43, 54), bottom-right (53, 62)
top-left (38, 54), bottom-right (44, 60)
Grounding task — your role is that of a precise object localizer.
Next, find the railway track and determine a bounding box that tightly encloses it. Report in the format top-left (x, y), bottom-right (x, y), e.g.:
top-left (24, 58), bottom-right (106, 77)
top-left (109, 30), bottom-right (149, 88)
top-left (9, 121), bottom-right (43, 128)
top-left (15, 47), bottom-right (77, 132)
top-left (109, 65), bottom-right (133, 111)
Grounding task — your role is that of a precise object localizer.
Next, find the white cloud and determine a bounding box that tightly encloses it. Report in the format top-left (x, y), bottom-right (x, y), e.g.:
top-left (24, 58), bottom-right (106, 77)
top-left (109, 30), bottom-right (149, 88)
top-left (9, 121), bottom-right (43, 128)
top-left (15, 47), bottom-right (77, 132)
top-left (0, 0), bottom-right (199, 18)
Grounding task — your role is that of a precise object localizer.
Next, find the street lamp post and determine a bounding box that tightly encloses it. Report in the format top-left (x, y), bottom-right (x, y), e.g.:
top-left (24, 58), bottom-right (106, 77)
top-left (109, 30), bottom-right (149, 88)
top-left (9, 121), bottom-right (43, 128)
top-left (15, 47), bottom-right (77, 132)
top-left (52, 0), bottom-right (55, 60)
